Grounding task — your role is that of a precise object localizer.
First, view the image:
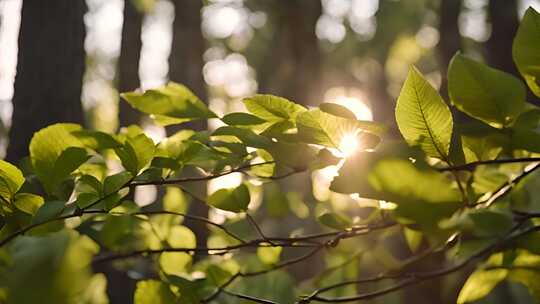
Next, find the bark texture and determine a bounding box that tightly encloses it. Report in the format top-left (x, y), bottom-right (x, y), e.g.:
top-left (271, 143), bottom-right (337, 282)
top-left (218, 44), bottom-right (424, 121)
top-left (7, 0), bottom-right (87, 163)
top-left (118, 0), bottom-right (144, 127)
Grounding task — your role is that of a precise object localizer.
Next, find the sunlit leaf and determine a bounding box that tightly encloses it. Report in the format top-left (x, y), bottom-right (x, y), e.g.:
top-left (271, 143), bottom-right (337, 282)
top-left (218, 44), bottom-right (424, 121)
top-left (134, 280), bottom-right (176, 304)
top-left (297, 109), bottom-right (380, 149)
top-left (243, 94), bottom-right (306, 122)
top-left (207, 183), bottom-right (250, 213)
top-left (121, 82), bottom-right (217, 126)
top-left (115, 134), bottom-right (155, 174)
top-left (29, 123), bottom-right (85, 194)
top-left (257, 246), bottom-right (282, 265)
top-left (159, 252), bottom-right (191, 276)
top-left (13, 193), bottom-right (44, 216)
top-left (396, 67), bottom-right (453, 159)
top-left (0, 160), bottom-right (24, 202)
top-left (457, 269), bottom-right (508, 304)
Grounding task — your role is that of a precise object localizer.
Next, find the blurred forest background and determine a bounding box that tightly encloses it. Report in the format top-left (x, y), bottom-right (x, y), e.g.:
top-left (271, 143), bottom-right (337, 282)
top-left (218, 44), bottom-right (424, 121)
top-left (0, 0), bottom-right (539, 303)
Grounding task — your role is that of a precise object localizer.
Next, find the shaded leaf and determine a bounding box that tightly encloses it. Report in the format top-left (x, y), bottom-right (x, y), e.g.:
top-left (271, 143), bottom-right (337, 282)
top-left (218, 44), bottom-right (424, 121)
top-left (318, 212), bottom-right (352, 230)
top-left (448, 53), bottom-right (525, 128)
top-left (513, 7), bottom-right (540, 97)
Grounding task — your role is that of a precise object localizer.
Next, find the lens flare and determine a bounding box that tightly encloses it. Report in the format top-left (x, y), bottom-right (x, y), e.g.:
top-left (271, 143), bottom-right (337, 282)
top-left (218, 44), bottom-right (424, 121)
top-left (338, 133), bottom-right (360, 157)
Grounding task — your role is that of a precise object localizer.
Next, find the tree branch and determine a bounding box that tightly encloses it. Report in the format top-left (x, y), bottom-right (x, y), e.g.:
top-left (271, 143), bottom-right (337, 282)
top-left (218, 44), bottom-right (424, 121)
top-left (438, 157), bottom-right (540, 172)
top-left (299, 222), bottom-right (540, 303)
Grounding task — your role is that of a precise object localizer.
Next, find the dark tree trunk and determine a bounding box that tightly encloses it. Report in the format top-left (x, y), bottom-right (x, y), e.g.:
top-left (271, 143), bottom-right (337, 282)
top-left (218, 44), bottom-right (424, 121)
top-left (6, 0), bottom-right (86, 163)
top-left (485, 0), bottom-right (539, 104)
top-left (117, 0), bottom-right (144, 127)
top-left (168, 0), bottom-right (209, 250)
top-left (438, 0), bottom-right (462, 100)
top-left (169, 0), bottom-right (206, 99)
top-left (485, 0), bottom-right (519, 76)
top-left (259, 0), bottom-right (322, 106)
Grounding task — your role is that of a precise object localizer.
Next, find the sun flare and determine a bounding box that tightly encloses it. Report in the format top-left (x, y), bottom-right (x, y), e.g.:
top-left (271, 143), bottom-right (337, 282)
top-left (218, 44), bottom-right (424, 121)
top-left (338, 133), bottom-right (360, 157)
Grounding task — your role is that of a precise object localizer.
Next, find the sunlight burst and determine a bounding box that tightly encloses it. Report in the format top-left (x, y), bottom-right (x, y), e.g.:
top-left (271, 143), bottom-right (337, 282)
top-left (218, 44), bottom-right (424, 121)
top-left (338, 133), bottom-right (360, 157)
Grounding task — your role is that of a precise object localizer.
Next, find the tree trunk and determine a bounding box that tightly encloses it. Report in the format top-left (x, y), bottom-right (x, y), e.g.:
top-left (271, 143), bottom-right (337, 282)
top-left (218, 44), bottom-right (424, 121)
top-left (6, 0), bottom-right (86, 163)
top-left (485, 0), bottom-right (519, 76)
top-left (169, 0), bottom-right (206, 99)
top-left (168, 0), bottom-right (209, 250)
top-left (438, 0), bottom-right (462, 100)
top-left (117, 0), bottom-right (144, 127)
top-left (259, 0), bottom-right (322, 106)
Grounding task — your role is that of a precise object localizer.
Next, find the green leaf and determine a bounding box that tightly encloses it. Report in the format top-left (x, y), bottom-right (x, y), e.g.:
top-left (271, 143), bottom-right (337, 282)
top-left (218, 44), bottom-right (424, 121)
top-left (207, 183), bottom-right (250, 213)
top-left (165, 275), bottom-right (204, 304)
top-left (212, 126), bottom-right (272, 149)
top-left (0, 160), bottom-right (24, 202)
top-left (508, 268), bottom-right (540, 299)
top-left (159, 252), bottom-right (191, 276)
top-left (368, 158), bottom-right (460, 204)
top-left (99, 214), bottom-right (142, 249)
top-left (243, 94), bottom-right (306, 122)
top-left (318, 212), bottom-right (352, 230)
top-left (448, 53), bottom-right (526, 128)
top-left (222, 112), bottom-right (266, 126)
top-left (332, 154), bottom-right (461, 230)
top-left (29, 123), bottom-right (85, 194)
top-left (468, 211), bottom-right (513, 237)
top-left (163, 187), bottom-right (189, 214)
top-left (396, 67), bottom-right (453, 159)
top-left (50, 147), bottom-right (90, 191)
top-left (266, 141), bottom-right (317, 171)
top-left (513, 7), bottom-right (540, 97)
top-left (257, 246), bottom-right (282, 265)
top-left (79, 274), bottom-right (109, 304)
top-left (72, 130), bottom-right (122, 150)
top-left (31, 200), bottom-right (65, 224)
top-left (457, 269), bottom-right (508, 304)
top-left (7, 231), bottom-right (99, 304)
top-left (115, 134), bottom-right (155, 174)
top-left (311, 148), bottom-right (342, 170)
top-left (511, 107), bottom-right (540, 153)
top-left (167, 225), bottom-right (197, 248)
top-left (205, 264), bottom-right (234, 287)
top-left (134, 280), bottom-right (176, 304)
top-left (103, 172), bottom-right (133, 195)
top-left (13, 193), bottom-right (44, 215)
top-left (319, 102), bottom-right (357, 119)
top-left (121, 82), bottom-right (217, 126)
top-left (403, 227), bottom-right (423, 253)
top-left (77, 175), bottom-right (103, 196)
top-left (456, 122), bottom-right (507, 163)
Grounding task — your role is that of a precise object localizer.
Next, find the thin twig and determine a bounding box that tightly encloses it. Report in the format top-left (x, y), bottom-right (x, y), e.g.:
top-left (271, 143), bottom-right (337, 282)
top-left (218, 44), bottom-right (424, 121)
top-left (131, 161), bottom-right (275, 186)
top-left (438, 157), bottom-right (540, 172)
top-left (246, 212), bottom-right (276, 245)
top-left (300, 222), bottom-right (540, 303)
top-left (221, 289), bottom-right (279, 304)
